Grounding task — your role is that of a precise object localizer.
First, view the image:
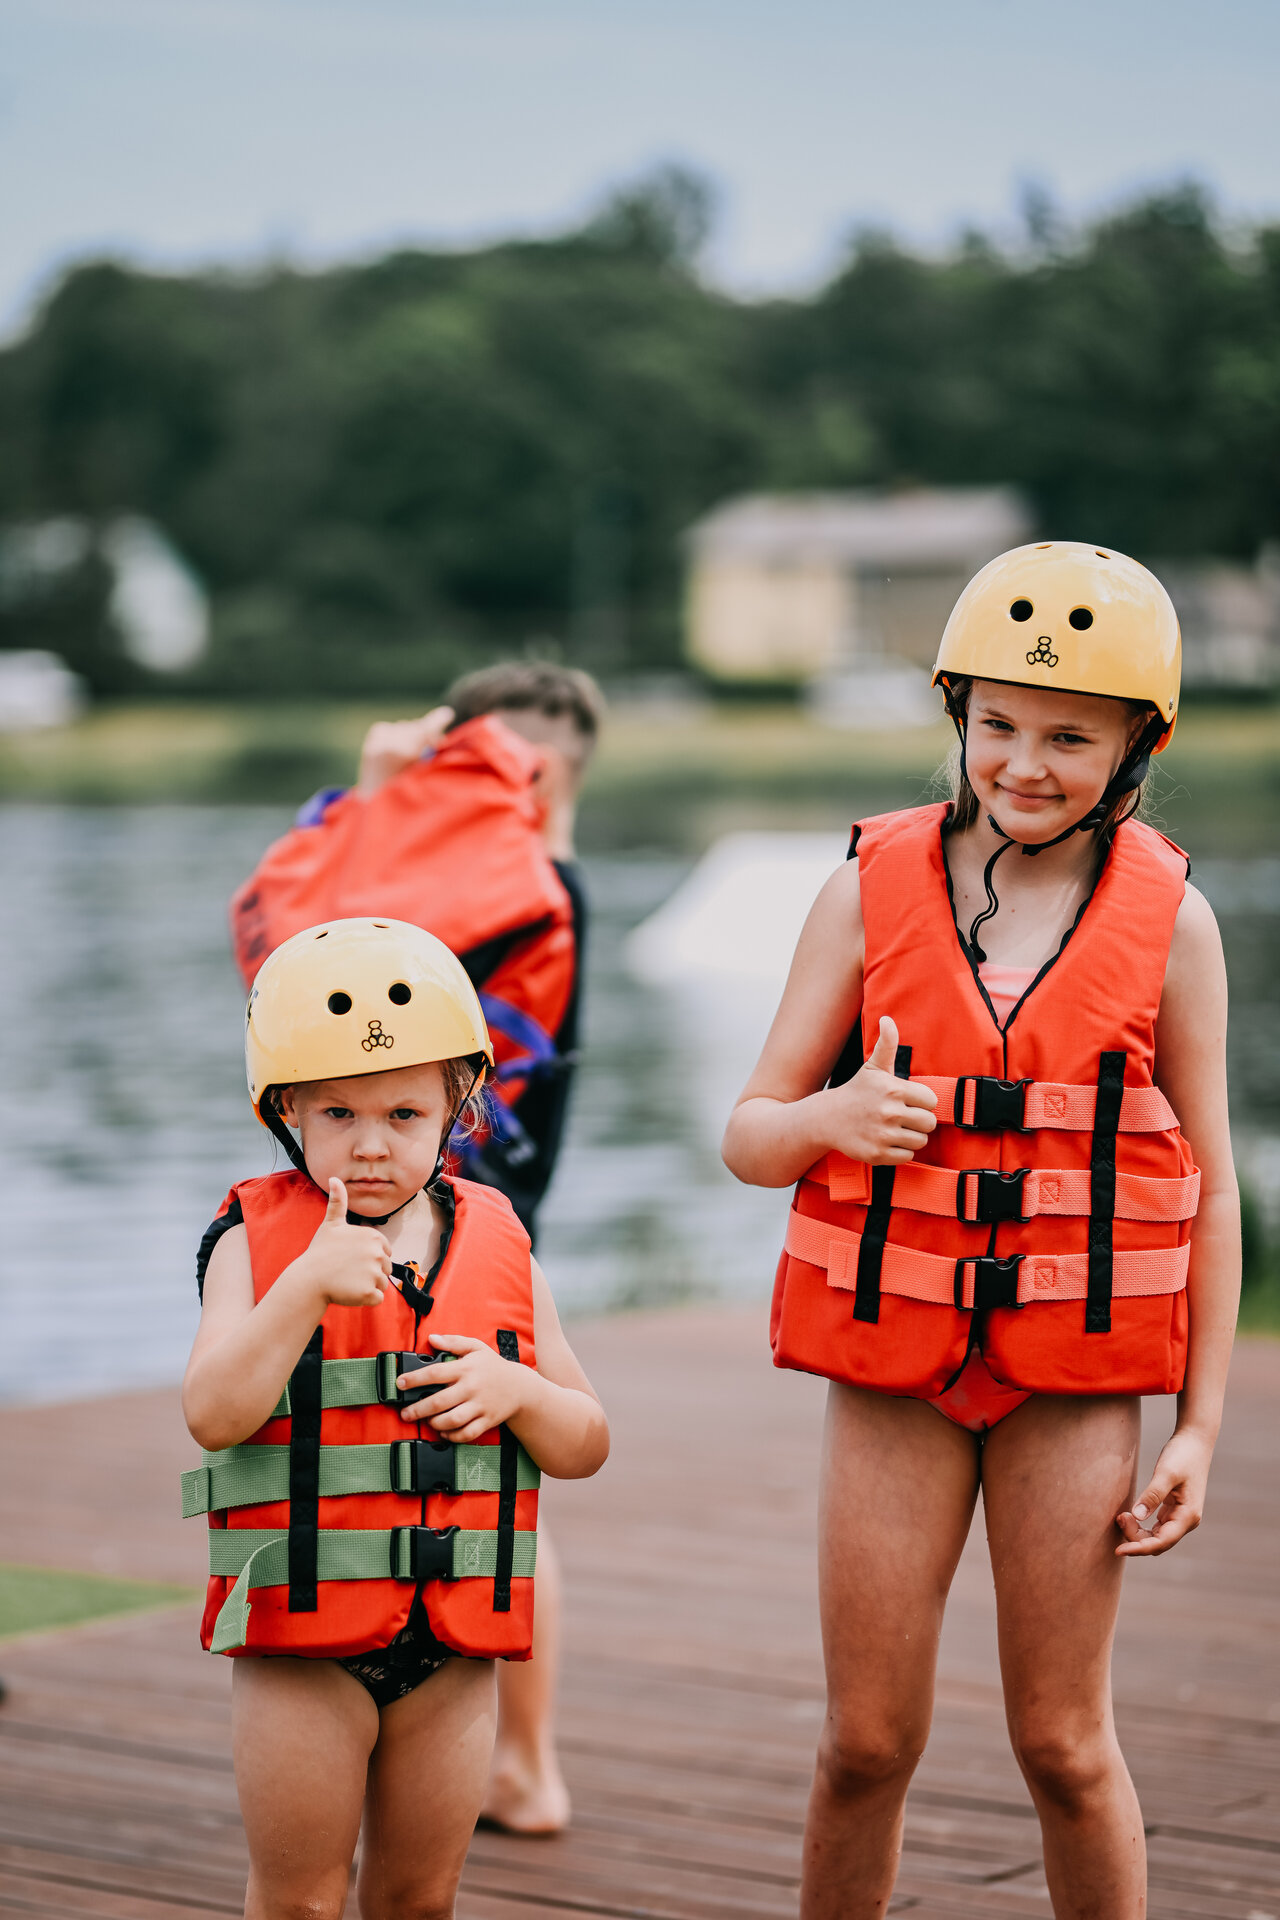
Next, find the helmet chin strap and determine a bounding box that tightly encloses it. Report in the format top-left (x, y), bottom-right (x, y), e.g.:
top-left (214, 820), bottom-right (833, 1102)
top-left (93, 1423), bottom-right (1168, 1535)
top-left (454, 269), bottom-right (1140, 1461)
top-left (260, 1060), bottom-right (487, 1229)
top-left (941, 682), bottom-right (1163, 963)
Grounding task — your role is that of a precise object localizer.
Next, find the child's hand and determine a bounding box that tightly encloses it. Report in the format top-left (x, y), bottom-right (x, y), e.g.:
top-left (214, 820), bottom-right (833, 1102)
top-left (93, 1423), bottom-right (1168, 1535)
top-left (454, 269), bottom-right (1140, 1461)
top-left (356, 707), bottom-right (454, 795)
top-left (291, 1178), bottom-right (391, 1309)
top-left (824, 1016), bottom-right (938, 1164)
top-left (398, 1333), bottom-right (531, 1441)
top-left (1115, 1428), bottom-right (1213, 1556)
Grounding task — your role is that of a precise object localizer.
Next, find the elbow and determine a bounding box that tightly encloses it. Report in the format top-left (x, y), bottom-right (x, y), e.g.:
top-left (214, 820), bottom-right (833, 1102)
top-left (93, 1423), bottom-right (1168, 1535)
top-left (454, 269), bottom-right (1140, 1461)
top-left (720, 1112), bottom-right (756, 1185)
top-left (554, 1416), bottom-right (610, 1481)
top-left (182, 1378), bottom-right (246, 1454)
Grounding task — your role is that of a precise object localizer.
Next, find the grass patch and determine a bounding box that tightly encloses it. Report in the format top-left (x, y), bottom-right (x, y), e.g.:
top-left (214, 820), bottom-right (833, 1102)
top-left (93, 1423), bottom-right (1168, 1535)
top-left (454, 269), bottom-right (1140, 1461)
top-left (0, 1562), bottom-right (196, 1641)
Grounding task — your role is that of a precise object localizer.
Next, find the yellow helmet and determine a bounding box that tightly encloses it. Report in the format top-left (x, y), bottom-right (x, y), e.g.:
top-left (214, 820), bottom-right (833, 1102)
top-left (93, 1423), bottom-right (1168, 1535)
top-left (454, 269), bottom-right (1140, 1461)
top-left (246, 917), bottom-right (493, 1123)
top-left (932, 541), bottom-right (1181, 750)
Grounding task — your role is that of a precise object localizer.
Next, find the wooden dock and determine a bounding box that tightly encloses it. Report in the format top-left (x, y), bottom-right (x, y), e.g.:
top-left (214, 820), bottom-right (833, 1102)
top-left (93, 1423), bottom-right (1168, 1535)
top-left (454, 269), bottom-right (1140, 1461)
top-left (2, 1307), bottom-right (1280, 1918)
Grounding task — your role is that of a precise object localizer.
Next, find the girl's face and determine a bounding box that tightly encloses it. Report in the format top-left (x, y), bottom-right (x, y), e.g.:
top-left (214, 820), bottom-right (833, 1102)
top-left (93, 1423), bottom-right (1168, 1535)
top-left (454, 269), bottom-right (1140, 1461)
top-left (964, 679), bottom-right (1142, 845)
top-left (280, 1061), bottom-right (451, 1216)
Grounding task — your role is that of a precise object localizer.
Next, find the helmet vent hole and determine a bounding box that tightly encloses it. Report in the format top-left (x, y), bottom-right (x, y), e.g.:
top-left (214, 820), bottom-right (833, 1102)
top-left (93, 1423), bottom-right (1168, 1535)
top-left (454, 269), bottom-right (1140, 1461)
top-left (1095, 550), bottom-right (1110, 559)
top-left (1068, 607), bottom-right (1094, 630)
top-left (1009, 598), bottom-right (1034, 622)
top-left (327, 991), bottom-right (353, 1015)
top-left (388, 982), bottom-right (412, 1005)
top-left (1035, 542), bottom-right (1052, 549)
top-left (314, 930), bottom-right (328, 939)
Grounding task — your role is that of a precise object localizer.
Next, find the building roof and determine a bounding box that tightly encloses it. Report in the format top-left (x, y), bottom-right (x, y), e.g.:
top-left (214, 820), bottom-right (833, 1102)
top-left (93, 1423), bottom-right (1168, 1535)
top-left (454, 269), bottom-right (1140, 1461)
top-left (686, 486), bottom-right (1033, 569)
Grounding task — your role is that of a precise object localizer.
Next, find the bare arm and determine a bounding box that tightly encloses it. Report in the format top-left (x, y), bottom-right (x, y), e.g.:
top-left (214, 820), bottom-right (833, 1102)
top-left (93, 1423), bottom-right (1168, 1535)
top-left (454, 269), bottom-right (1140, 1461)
top-left (400, 1260), bottom-right (609, 1480)
top-left (721, 860), bottom-right (937, 1188)
top-left (182, 1180), bottom-right (392, 1452)
top-left (1117, 883), bottom-right (1238, 1555)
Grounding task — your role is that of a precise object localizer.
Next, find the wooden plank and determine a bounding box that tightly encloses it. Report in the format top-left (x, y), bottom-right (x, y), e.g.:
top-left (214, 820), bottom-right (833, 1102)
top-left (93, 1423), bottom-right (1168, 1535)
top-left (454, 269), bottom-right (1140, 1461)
top-left (1, 1312), bottom-right (1279, 1916)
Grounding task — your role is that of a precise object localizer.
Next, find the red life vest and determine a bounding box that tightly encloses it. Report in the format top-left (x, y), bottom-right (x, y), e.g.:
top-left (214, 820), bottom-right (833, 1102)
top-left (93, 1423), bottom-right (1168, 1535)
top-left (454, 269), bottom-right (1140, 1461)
top-left (771, 804), bottom-right (1199, 1399)
top-left (228, 716), bottom-right (576, 1107)
top-left (187, 1170), bottom-right (539, 1660)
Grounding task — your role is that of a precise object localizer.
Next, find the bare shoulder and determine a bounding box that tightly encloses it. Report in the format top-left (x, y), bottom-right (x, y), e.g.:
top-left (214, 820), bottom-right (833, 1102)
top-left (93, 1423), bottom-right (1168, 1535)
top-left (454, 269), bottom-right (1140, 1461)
top-left (201, 1221), bottom-right (253, 1306)
top-left (801, 855), bottom-right (863, 943)
top-left (1160, 882), bottom-right (1227, 1021)
top-left (1169, 882), bottom-right (1225, 965)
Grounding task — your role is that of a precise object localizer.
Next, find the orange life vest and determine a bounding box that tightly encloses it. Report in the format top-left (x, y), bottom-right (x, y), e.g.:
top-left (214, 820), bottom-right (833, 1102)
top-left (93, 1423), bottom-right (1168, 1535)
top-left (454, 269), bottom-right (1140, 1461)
top-left (186, 1170), bottom-right (539, 1660)
top-left (228, 715), bottom-right (576, 1109)
top-left (771, 804), bottom-right (1199, 1399)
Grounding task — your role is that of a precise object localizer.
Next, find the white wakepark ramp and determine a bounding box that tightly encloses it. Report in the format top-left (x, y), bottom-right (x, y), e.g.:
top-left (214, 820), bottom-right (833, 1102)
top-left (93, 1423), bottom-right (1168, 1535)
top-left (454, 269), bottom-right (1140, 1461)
top-left (625, 831), bottom-right (849, 986)
top-left (623, 832), bottom-right (849, 1169)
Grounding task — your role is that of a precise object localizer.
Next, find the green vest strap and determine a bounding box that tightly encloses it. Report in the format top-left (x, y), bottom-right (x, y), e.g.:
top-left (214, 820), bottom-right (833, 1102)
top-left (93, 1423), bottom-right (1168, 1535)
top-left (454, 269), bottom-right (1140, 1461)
top-left (182, 1438), bottom-right (540, 1517)
top-left (208, 1525), bottom-right (538, 1652)
top-left (268, 1356), bottom-right (386, 1419)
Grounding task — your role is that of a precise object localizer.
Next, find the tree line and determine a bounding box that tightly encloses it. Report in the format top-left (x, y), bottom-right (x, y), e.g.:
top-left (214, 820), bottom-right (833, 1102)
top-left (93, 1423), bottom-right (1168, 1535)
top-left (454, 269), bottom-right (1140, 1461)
top-left (1, 169), bottom-right (1277, 697)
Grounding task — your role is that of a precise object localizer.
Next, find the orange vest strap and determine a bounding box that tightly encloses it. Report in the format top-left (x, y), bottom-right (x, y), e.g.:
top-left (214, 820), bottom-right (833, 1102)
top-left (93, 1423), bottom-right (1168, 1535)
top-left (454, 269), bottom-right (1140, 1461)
top-left (918, 1076), bottom-right (1180, 1133)
top-left (784, 1207), bottom-right (1190, 1308)
top-left (814, 1157), bottom-right (1200, 1225)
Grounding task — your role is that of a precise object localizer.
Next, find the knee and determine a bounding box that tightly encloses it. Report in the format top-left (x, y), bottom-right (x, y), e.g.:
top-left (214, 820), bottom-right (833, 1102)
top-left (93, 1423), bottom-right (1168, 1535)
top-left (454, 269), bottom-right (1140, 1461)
top-left (816, 1711), bottom-right (926, 1801)
top-left (1010, 1723), bottom-right (1116, 1812)
top-left (361, 1885), bottom-right (454, 1920)
top-left (253, 1896), bottom-right (347, 1920)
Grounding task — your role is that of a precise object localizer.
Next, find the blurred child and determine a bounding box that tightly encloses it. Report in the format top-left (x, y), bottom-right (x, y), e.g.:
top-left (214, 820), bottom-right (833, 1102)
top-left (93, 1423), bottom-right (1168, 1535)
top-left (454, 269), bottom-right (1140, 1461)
top-left (184, 919), bottom-right (608, 1918)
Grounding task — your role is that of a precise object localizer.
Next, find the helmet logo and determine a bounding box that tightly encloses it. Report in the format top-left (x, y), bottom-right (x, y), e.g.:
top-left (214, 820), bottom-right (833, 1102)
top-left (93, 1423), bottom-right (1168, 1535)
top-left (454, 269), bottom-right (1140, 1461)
top-left (362, 1020), bottom-right (394, 1053)
top-left (1027, 635), bottom-right (1059, 668)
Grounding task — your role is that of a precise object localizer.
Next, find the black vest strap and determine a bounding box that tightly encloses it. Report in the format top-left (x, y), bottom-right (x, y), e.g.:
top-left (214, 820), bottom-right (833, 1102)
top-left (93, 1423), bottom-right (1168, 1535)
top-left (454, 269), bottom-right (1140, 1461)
top-left (1086, 1052), bottom-right (1126, 1334)
top-left (493, 1329), bottom-right (521, 1612)
top-left (853, 1044), bottom-right (912, 1325)
top-left (287, 1327), bottom-right (324, 1611)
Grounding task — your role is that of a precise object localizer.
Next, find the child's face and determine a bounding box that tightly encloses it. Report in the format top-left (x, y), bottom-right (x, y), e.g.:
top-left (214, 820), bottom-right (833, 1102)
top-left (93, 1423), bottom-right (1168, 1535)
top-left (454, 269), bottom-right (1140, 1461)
top-left (280, 1062), bottom-right (451, 1216)
top-left (965, 680), bottom-right (1142, 844)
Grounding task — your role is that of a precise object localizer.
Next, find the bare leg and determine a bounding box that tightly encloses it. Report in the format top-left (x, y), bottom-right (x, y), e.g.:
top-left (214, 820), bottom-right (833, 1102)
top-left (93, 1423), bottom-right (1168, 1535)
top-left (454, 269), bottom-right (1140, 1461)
top-left (481, 1527), bottom-right (571, 1834)
top-left (232, 1656), bottom-right (378, 1920)
top-left (801, 1385), bottom-right (982, 1920)
top-left (983, 1394), bottom-right (1144, 1918)
top-left (359, 1657), bottom-right (497, 1919)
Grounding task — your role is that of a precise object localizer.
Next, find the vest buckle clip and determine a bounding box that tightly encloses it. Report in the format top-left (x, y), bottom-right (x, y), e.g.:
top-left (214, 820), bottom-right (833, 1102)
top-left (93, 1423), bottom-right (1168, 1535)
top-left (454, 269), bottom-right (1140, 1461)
top-left (391, 1525), bottom-right (459, 1582)
top-left (955, 1076), bottom-right (1030, 1131)
top-left (956, 1166), bottom-right (1029, 1224)
top-left (954, 1253), bottom-right (1024, 1311)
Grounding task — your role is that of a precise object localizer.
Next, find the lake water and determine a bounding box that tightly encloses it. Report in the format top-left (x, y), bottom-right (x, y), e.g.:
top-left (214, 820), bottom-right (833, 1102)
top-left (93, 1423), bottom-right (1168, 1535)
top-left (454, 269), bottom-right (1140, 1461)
top-left (1, 804), bottom-right (1277, 1404)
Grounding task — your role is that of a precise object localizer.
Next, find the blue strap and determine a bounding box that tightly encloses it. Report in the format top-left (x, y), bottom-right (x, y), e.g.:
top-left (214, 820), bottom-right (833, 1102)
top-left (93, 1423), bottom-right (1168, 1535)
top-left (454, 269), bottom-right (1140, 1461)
top-left (478, 993), bottom-right (559, 1080)
top-left (294, 786), bottom-right (348, 828)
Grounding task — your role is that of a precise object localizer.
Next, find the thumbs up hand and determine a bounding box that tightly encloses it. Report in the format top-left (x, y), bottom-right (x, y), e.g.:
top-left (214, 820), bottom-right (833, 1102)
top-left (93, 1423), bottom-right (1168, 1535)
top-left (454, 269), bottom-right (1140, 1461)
top-left (289, 1178), bottom-right (392, 1309)
top-left (825, 1015), bottom-right (938, 1165)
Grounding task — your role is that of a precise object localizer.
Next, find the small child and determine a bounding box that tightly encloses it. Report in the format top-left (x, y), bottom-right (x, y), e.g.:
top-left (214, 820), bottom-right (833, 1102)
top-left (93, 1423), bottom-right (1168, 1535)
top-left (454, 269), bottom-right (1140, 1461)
top-left (182, 917), bottom-right (608, 1920)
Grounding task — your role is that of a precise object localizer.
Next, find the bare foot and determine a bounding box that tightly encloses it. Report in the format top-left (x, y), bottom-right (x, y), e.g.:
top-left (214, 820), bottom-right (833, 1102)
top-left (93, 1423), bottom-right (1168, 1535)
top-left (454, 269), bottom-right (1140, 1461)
top-left (479, 1749), bottom-right (571, 1836)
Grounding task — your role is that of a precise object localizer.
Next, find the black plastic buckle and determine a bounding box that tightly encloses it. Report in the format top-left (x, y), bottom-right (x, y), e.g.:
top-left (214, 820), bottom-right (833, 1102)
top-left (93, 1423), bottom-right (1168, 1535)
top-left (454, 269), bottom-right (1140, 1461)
top-left (376, 1350), bottom-right (453, 1407)
top-left (390, 1524), bottom-right (459, 1582)
top-left (954, 1253), bottom-right (1024, 1311)
top-left (954, 1076), bottom-right (1030, 1132)
top-left (956, 1166), bottom-right (1028, 1224)
top-left (389, 1439), bottom-right (456, 1495)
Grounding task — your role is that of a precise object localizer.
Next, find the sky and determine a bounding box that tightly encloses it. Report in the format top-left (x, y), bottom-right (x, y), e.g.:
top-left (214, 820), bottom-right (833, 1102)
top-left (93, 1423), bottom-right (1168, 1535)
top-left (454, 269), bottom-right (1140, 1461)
top-left (5, 0), bottom-right (1280, 332)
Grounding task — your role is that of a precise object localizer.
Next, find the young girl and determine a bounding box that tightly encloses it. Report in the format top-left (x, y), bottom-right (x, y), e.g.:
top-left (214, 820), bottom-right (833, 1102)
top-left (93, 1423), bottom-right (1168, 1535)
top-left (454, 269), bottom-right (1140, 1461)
top-left (723, 542), bottom-right (1238, 1919)
top-left (183, 917), bottom-right (608, 1920)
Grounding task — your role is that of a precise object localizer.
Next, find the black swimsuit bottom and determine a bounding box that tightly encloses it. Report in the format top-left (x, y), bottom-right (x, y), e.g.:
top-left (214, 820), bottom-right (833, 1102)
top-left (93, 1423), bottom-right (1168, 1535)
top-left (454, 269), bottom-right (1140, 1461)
top-left (337, 1593), bottom-right (456, 1708)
